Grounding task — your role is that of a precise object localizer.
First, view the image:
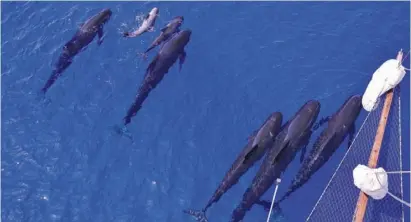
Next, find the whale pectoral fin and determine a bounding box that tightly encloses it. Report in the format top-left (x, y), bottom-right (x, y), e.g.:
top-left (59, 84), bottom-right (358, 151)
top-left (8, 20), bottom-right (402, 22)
top-left (347, 124), bottom-right (355, 149)
top-left (256, 200), bottom-right (272, 211)
top-left (300, 143), bottom-right (307, 163)
top-left (299, 130), bottom-right (312, 163)
top-left (271, 140), bottom-right (290, 165)
top-left (160, 26), bottom-right (168, 33)
top-left (146, 55), bottom-right (159, 73)
top-left (97, 26), bottom-right (104, 45)
top-left (175, 27), bottom-right (181, 34)
top-left (243, 144), bottom-right (259, 165)
top-left (179, 51), bottom-right (186, 72)
top-left (80, 46), bottom-right (88, 53)
top-left (152, 17), bottom-right (158, 26)
top-left (247, 129), bottom-right (260, 143)
top-left (98, 26), bottom-right (104, 39)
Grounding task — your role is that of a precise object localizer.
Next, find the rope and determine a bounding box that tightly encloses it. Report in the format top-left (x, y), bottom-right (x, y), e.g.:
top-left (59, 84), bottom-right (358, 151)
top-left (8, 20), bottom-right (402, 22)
top-left (306, 110), bottom-right (372, 221)
top-left (400, 48), bottom-right (410, 64)
top-left (387, 171), bottom-right (411, 174)
top-left (372, 168), bottom-right (411, 209)
top-left (374, 170), bottom-right (411, 175)
top-left (398, 85), bottom-right (405, 222)
top-left (387, 192), bottom-right (411, 208)
top-left (400, 48), bottom-right (410, 72)
top-left (266, 178), bottom-right (282, 222)
top-left (371, 92), bottom-right (408, 211)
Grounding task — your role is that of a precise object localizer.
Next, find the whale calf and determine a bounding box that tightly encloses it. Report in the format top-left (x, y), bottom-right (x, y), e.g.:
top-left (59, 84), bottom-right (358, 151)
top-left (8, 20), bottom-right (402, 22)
top-left (123, 7), bottom-right (159, 38)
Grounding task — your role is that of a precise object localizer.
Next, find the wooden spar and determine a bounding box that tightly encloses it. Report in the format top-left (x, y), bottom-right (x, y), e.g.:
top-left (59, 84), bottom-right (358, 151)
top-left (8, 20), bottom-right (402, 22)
top-left (352, 89), bottom-right (394, 222)
top-left (352, 49), bottom-right (403, 222)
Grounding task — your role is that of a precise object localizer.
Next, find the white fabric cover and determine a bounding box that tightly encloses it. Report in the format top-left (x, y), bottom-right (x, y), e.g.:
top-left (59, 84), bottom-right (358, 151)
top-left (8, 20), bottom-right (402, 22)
top-left (362, 59), bottom-right (406, 112)
top-left (353, 164), bottom-right (388, 200)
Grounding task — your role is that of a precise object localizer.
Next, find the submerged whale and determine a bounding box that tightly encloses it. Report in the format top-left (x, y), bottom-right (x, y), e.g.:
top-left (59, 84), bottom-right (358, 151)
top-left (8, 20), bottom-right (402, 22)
top-left (183, 112), bottom-right (283, 222)
top-left (40, 8), bottom-right (112, 94)
top-left (230, 100), bottom-right (321, 222)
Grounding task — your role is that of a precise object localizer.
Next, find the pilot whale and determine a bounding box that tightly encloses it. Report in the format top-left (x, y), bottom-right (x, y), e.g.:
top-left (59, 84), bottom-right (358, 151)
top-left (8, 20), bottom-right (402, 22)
top-left (276, 95), bottom-right (362, 204)
top-left (123, 29), bottom-right (192, 126)
top-left (40, 8), bottom-right (112, 94)
top-left (230, 100), bottom-right (321, 222)
top-left (183, 112), bottom-right (283, 222)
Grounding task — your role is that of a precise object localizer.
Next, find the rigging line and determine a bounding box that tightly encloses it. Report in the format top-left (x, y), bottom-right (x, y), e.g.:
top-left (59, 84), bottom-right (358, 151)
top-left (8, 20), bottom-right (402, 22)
top-left (361, 88), bottom-right (406, 217)
top-left (305, 110), bottom-right (372, 221)
top-left (373, 168), bottom-right (411, 209)
top-left (398, 49), bottom-right (409, 72)
top-left (374, 171), bottom-right (411, 175)
top-left (398, 86), bottom-right (405, 222)
top-left (266, 178), bottom-right (282, 222)
top-left (387, 192), bottom-right (411, 208)
top-left (400, 48), bottom-right (410, 64)
top-left (387, 171), bottom-right (411, 174)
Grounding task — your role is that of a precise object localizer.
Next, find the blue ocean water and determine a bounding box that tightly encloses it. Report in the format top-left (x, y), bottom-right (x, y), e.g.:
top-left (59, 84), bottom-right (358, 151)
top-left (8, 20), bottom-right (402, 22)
top-left (1, 1), bottom-right (410, 222)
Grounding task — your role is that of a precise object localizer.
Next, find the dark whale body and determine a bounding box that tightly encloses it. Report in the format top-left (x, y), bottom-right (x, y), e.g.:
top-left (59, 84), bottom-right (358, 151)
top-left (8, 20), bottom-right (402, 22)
top-left (275, 95), bottom-right (362, 204)
top-left (123, 29), bottom-right (192, 126)
top-left (230, 100), bottom-right (321, 222)
top-left (40, 9), bottom-right (112, 94)
top-left (142, 16), bottom-right (184, 56)
top-left (183, 112), bottom-right (283, 222)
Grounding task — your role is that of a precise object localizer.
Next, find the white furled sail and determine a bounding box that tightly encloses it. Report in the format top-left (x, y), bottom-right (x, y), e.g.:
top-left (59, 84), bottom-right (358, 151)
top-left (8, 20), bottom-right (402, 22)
top-left (362, 56), bottom-right (406, 112)
top-left (353, 164), bottom-right (388, 200)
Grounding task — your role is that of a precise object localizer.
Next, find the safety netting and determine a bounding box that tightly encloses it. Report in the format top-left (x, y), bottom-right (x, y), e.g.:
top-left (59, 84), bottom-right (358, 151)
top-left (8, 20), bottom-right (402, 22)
top-left (306, 86), bottom-right (406, 222)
